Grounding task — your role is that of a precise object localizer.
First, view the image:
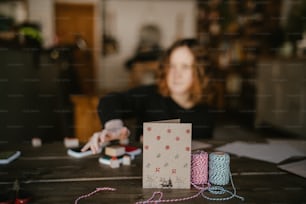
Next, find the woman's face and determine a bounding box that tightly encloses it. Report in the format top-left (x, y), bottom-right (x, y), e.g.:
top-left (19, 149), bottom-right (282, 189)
top-left (167, 46), bottom-right (194, 96)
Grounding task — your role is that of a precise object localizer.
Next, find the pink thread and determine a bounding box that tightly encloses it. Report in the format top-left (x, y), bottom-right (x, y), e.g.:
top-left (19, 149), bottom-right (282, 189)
top-left (74, 187), bottom-right (116, 204)
top-left (191, 151), bottom-right (208, 185)
top-left (140, 191), bottom-right (163, 203)
top-left (135, 188), bottom-right (207, 204)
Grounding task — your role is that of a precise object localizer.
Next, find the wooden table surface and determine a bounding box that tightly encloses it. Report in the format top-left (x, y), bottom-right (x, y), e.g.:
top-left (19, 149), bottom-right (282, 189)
top-left (0, 140), bottom-right (306, 204)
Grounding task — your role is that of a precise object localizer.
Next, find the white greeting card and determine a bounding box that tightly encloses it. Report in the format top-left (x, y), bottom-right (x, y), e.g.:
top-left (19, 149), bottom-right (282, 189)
top-left (142, 120), bottom-right (191, 189)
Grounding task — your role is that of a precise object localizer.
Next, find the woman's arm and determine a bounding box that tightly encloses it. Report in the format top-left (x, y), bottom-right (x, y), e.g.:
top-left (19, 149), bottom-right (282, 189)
top-left (81, 85), bottom-right (155, 153)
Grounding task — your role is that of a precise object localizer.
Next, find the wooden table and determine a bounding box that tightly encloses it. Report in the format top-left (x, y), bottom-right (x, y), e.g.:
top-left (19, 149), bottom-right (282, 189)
top-left (0, 140), bottom-right (306, 204)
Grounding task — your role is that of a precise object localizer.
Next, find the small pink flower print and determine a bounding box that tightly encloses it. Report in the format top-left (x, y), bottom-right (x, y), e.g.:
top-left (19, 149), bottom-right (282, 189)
top-left (155, 167), bottom-right (160, 173)
top-left (172, 169), bottom-right (176, 174)
top-left (175, 136), bottom-right (180, 141)
top-left (186, 129), bottom-right (190, 134)
top-left (144, 145), bottom-right (149, 150)
top-left (185, 146), bottom-right (190, 151)
top-left (167, 129), bottom-right (171, 133)
top-left (165, 145), bottom-right (170, 150)
top-left (156, 135), bottom-right (161, 140)
top-left (147, 127), bottom-right (152, 131)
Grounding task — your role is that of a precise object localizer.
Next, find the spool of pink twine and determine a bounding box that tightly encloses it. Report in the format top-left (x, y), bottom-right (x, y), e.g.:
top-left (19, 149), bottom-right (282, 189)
top-left (191, 150), bottom-right (209, 185)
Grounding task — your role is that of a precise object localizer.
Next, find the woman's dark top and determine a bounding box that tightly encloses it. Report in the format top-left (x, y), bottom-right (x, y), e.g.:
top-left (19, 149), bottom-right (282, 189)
top-left (98, 85), bottom-right (214, 140)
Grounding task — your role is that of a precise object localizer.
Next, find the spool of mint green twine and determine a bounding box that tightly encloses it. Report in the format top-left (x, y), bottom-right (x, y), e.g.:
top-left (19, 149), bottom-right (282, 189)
top-left (203, 152), bottom-right (244, 201)
top-left (209, 152), bottom-right (230, 185)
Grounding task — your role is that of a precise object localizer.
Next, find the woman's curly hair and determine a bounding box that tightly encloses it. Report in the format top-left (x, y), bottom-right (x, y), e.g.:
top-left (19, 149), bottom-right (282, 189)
top-left (157, 38), bottom-right (211, 105)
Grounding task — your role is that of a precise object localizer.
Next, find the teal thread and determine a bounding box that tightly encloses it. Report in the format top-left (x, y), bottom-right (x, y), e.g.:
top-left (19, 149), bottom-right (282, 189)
top-left (209, 152), bottom-right (230, 185)
top-left (203, 152), bottom-right (244, 201)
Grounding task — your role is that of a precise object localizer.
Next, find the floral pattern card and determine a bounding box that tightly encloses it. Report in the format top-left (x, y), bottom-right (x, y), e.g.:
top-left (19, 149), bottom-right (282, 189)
top-left (143, 121), bottom-right (191, 189)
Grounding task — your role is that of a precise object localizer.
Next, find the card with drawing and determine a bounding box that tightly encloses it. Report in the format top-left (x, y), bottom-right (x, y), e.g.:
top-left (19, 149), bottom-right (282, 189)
top-left (142, 120), bottom-right (191, 189)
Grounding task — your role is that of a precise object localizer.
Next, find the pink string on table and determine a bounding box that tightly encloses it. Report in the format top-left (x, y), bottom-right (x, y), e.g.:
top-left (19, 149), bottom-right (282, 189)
top-left (135, 187), bottom-right (209, 204)
top-left (74, 187), bottom-right (116, 204)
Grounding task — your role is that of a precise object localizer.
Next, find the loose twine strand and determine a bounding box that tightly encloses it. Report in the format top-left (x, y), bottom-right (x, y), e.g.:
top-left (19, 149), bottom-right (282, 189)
top-left (74, 187), bottom-right (116, 204)
top-left (74, 151), bottom-right (244, 203)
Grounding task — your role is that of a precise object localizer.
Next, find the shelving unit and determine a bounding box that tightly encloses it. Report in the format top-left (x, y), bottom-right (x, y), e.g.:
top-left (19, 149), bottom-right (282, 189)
top-left (196, 0), bottom-right (282, 125)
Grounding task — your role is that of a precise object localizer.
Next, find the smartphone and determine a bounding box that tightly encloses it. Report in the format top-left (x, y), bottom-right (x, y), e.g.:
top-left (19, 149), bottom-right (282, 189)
top-left (67, 147), bottom-right (102, 158)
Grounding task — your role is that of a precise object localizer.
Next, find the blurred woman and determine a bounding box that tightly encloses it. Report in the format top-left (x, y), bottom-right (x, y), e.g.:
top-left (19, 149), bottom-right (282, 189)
top-left (82, 38), bottom-right (214, 153)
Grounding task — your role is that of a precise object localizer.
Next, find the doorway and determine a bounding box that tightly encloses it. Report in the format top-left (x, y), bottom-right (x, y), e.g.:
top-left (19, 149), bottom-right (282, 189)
top-left (55, 3), bottom-right (96, 94)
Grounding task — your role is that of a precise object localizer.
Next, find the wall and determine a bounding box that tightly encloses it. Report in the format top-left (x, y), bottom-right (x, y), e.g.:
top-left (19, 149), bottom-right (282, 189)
top-left (98, 0), bottom-right (197, 91)
top-left (13, 0), bottom-right (196, 92)
top-left (28, 0), bottom-right (54, 48)
top-left (0, 1), bottom-right (27, 23)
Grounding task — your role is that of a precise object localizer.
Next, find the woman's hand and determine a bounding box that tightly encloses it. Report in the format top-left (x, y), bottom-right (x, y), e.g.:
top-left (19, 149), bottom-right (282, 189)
top-left (81, 120), bottom-right (130, 154)
top-left (81, 130), bottom-right (107, 154)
